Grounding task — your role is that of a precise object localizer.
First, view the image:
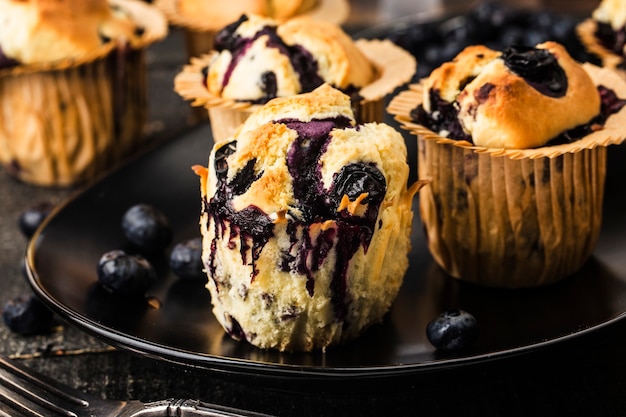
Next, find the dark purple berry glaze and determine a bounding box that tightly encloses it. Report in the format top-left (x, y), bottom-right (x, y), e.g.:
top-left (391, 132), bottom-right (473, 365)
top-left (501, 45), bottom-right (567, 98)
top-left (0, 45), bottom-right (19, 69)
top-left (211, 14), bottom-right (363, 105)
top-left (205, 140), bottom-right (271, 284)
top-left (204, 116), bottom-right (387, 322)
top-left (411, 88), bottom-right (472, 142)
top-left (213, 15), bottom-right (324, 103)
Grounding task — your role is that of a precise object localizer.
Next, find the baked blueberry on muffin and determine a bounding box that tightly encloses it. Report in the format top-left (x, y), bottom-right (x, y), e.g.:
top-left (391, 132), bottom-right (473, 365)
top-left (388, 41), bottom-right (626, 288)
top-left (193, 84), bottom-right (424, 351)
top-left (412, 42), bottom-right (621, 149)
top-left (0, 0), bottom-right (167, 186)
top-left (175, 13), bottom-right (416, 142)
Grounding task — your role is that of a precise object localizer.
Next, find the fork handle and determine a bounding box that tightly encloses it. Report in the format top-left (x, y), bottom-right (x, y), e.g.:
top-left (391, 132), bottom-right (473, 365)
top-left (130, 398), bottom-right (274, 417)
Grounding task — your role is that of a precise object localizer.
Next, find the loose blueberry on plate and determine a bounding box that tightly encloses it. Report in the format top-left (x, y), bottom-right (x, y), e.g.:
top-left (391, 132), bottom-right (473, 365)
top-left (97, 249), bottom-right (157, 296)
top-left (426, 308), bottom-right (478, 351)
top-left (121, 204), bottom-right (172, 253)
top-left (2, 294), bottom-right (54, 335)
top-left (169, 237), bottom-right (205, 281)
top-left (18, 201), bottom-right (54, 238)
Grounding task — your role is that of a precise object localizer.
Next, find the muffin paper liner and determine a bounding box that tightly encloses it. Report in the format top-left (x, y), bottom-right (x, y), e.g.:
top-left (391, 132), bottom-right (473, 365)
top-left (387, 64), bottom-right (626, 288)
top-left (155, 0), bottom-right (349, 57)
top-left (0, 0), bottom-right (168, 187)
top-left (174, 39), bottom-right (416, 142)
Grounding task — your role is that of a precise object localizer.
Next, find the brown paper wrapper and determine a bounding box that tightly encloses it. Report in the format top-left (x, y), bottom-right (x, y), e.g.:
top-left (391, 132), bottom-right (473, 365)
top-left (387, 64), bottom-right (626, 288)
top-left (155, 0), bottom-right (350, 59)
top-left (0, 0), bottom-right (168, 187)
top-left (174, 39), bottom-right (416, 143)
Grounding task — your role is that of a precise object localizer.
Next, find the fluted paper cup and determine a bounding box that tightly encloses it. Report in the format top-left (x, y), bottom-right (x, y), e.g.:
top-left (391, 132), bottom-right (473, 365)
top-left (0, 0), bottom-right (168, 187)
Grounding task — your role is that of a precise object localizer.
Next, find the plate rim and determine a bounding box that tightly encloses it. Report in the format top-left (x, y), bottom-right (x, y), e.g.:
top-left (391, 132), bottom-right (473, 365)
top-left (23, 124), bottom-right (626, 380)
top-left (23, 260), bottom-right (626, 378)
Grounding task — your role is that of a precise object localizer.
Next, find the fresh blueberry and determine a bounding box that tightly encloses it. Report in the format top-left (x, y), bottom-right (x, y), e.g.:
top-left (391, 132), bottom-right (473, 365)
top-left (97, 249), bottom-right (157, 296)
top-left (330, 163), bottom-right (386, 208)
top-left (169, 237), bottom-right (205, 281)
top-left (18, 201), bottom-right (54, 238)
top-left (2, 294), bottom-right (54, 335)
top-left (121, 204), bottom-right (172, 253)
top-left (426, 308), bottom-right (478, 351)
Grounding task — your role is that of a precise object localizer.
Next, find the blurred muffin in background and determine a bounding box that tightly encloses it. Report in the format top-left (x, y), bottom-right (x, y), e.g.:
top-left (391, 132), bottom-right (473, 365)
top-left (155, 0), bottom-right (349, 59)
top-left (0, 0), bottom-right (168, 187)
top-left (578, 0), bottom-right (626, 73)
top-left (174, 13), bottom-right (416, 142)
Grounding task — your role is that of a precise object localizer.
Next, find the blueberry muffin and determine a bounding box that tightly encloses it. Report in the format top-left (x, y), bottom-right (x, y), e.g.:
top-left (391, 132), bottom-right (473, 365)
top-left (0, 0), bottom-right (142, 65)
top-left (175, 13), bottom-right (416, 142)
top-left (578, 0), bottom-right (626, 71)
top-left (388, 42), bottom-right (626, 288)
top-left (193, 84), bottom-right (424, 351)
top-left (0, 0), bottom-right (167, 186)
top-left (155, 0), bottom-right (348, 59)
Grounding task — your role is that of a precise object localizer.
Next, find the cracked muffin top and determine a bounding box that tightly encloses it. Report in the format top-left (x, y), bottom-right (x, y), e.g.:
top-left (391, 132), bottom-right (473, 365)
top-left (0, 0), bottom-right (148, 68)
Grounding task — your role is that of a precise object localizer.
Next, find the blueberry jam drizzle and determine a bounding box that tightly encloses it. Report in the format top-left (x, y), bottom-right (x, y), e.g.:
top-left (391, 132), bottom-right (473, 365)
top-left (205, 116), bottom-right (388, 322)
top-left (212, 15), bottom-right (325, 103)
top-left (205, 140), bottom-right (273, 284)
top-left (411, 85), bottom-right (626, 147)
top-left (410, 89), bottom-right (471, 142)
top-left (501, 45), bottom-right (568, 98)
top-left (549, 85), bottom-right (626, 145)
top-left (281, 117), bottom-right (385, 320)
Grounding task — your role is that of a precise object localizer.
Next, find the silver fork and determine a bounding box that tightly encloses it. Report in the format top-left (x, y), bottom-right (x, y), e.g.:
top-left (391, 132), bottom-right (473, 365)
top-left (0, 355), bottom-right (274, 417)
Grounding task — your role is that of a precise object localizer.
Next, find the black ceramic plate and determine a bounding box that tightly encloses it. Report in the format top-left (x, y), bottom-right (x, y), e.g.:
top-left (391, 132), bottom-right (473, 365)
top-left (25, 123), bottom-right (626, 381)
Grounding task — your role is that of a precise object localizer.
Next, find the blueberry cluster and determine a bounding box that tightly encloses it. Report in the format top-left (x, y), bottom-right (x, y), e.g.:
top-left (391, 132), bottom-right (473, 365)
top-left (2, 202), bottom-right (207, 337)
top-left (2, 202), bottom-right (57, 336)
top-left (97, 204), bottom-right (206, 298)
top-left (376, 2), bottom-right (599, 80)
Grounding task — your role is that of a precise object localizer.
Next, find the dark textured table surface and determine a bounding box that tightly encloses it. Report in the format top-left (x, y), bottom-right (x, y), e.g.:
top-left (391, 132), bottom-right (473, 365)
top-left (4, 1), bottom-right (626, 416)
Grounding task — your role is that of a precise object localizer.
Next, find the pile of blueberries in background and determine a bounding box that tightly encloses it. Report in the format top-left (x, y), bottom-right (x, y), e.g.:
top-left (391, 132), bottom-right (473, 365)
top-left (365, 1), bottom-right (600, 80)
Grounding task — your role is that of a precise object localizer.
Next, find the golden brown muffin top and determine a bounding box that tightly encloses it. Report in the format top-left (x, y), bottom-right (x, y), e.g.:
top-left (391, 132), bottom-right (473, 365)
top-left (0, 0), bottom-right (142, 65)
top-left (422, 42), bottom-right (601, 149)
top-left (206, 14), bottom-right (375, 103)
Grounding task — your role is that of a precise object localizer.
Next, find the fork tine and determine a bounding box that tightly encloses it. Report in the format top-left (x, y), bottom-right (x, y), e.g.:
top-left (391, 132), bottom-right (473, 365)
top-left (0, 355), bottom-right (274, 417)
top-left (0, 356), bottom-right (88, 408)
top-left (0, 355), bottom-right (88, 417)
